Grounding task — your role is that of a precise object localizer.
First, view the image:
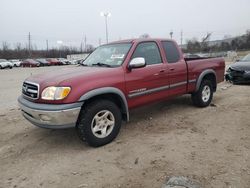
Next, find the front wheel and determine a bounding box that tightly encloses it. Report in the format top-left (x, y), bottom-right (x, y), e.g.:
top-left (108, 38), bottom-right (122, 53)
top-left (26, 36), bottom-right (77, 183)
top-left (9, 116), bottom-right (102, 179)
top-left (76, 100), bottom-right (122, 147)
top-left (191, 80), bottom-right (213, 107)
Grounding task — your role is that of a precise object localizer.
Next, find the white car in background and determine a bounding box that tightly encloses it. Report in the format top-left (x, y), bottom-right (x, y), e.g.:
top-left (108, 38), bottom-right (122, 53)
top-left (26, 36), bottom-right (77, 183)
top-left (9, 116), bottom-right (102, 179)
top-left (57, 58), bottom-right (70, 65)
top-left (9, 59), bottom-right (21, 67)
top-left (0, 59), bottom-right (13, 69)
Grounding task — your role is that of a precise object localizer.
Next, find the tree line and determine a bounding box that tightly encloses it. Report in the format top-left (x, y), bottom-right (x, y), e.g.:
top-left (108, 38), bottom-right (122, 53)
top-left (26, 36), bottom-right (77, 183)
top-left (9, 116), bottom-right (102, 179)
top-left (184, 30), bottom-right (250, 53)
top-left (0, 42), bottom-right (95, 60)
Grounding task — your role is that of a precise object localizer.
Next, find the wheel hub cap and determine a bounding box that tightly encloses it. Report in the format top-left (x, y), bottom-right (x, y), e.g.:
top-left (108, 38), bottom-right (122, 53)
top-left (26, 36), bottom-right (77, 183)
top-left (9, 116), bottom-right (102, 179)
top-left (202, 85), bottom-right (211, 102)
top-left (91, 110), bottom-right (115, 138)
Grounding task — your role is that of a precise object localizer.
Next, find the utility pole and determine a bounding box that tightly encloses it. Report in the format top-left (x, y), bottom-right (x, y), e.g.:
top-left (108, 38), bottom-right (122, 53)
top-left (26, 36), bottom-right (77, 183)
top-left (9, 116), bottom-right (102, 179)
top-left (46, 39), bottom-right (49, 53)
top-left (98, 38), bottom-right (102, 46)
top-left (84, 35), bottom-right (87, 52)
top-left (180, 30), bottom-right (183, 46)
top-left (28, 32), bottom-right (31, 56)
top-left (80, 33), bottom-right (85, 53)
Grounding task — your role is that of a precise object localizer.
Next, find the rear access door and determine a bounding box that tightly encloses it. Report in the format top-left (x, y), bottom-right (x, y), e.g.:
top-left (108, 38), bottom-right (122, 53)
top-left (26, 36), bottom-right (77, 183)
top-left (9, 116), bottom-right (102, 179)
top-left (161, 41), bottom-right (188, 96)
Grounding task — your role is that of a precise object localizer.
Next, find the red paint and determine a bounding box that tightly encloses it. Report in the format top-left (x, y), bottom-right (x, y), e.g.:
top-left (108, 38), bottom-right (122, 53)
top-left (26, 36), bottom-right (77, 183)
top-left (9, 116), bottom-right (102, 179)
top-left (21, 59), bottom-right (40, 67)
top-left (24, 39), bottom-right (225, 109)
top-left (46, 58), bottom-right (62, 66)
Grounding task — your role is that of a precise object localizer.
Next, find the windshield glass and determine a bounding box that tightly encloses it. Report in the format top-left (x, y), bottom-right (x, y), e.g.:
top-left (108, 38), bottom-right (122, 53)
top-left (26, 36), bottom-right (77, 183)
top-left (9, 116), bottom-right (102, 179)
top-left (83, 43), bottom-right (132, 67)
top-left (241, 54), bottom-right (250, 62)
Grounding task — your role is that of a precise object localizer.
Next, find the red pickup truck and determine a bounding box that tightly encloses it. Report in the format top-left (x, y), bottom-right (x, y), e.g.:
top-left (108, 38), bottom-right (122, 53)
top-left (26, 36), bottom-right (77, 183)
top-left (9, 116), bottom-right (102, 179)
top-left (18, 39), bottom-right (225, 147)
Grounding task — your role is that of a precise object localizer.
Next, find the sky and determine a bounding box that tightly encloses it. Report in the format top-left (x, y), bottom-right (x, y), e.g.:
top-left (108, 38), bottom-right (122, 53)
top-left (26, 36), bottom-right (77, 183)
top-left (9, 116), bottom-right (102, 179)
top-left (1, 0), bottom-right (250, 49)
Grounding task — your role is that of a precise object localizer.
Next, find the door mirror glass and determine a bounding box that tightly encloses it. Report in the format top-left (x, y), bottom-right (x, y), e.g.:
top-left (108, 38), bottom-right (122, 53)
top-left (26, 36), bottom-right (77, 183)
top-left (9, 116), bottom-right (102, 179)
top-left (128, 57), bottom-right (146, 70)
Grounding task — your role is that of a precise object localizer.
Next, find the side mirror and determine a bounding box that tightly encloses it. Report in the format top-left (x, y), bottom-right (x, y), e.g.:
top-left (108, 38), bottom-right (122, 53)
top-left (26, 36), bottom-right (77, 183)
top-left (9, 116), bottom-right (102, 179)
top-left (128, 57), bottom-right (146, 71)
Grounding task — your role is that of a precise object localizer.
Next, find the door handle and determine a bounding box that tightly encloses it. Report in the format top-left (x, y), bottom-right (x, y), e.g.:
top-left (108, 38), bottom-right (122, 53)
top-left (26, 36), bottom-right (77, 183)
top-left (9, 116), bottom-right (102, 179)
top-left (154, 69), bottom-right (166, 76)
top-left (159, 69), bottom-right (165, 73)
top-left (170, 68), bottom-right (175, 71)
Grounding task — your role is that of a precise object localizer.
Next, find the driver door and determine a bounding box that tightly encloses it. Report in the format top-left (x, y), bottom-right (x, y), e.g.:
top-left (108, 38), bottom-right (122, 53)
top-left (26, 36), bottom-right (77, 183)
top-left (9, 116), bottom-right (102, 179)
top-left (125, 42), bottom-right (169, 108)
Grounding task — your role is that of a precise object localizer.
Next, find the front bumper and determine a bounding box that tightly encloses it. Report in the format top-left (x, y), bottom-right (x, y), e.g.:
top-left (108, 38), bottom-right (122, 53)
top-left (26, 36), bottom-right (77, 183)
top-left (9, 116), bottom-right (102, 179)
top-left (18, 96), bottom-right (83, 129)
top-left (225, 70), bottom-right (250, 84)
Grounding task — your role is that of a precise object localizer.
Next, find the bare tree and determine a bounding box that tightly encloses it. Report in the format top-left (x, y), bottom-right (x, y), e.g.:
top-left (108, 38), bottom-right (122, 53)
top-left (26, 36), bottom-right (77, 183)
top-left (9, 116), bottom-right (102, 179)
top-left (15, 43), bottom-right (22, 51)
top-left (201, 32), bottom-right (212, 52)
top-left (2, 41), bottom-right (10, 51)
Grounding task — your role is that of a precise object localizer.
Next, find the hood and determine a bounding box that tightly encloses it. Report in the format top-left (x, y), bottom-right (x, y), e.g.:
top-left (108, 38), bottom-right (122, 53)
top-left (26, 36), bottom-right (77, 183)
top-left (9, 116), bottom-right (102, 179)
top-left (26, 66), bottom-right (120, 87)
top-left (230, 61), bottom-right (250, 71)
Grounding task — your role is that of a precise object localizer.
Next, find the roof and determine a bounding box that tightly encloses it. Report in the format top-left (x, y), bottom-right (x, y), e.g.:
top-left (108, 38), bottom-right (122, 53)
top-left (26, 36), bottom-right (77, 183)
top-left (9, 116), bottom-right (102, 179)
top-left (108, 38), bottom-right (175, 44)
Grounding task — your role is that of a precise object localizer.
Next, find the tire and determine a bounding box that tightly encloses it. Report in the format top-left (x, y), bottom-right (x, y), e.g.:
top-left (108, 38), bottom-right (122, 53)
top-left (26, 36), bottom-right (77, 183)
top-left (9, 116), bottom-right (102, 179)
top-left (76, 100), bottom-right (122, 147)
top-left (191, 79), bottom-right (213, 107)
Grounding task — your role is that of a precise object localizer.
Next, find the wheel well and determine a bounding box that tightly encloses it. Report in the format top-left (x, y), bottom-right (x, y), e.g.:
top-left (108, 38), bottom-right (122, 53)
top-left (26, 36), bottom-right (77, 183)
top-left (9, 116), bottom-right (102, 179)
top-left (203, 73), bottom-right (217, 92)
top-left (83, 93), bottom-right (128, 121)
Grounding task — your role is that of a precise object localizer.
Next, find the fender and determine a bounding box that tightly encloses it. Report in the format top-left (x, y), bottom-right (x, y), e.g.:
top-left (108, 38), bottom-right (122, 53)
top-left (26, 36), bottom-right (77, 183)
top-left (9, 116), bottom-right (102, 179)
top-left (78, 87), bottom-right (129, 121)
top-left (195, 69), bottom-right (217, 92)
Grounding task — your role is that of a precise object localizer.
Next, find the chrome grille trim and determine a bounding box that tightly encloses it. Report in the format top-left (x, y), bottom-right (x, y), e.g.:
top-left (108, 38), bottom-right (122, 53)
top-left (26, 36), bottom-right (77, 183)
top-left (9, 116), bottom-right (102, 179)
top-left (22, 81), bottom-right (40, 100)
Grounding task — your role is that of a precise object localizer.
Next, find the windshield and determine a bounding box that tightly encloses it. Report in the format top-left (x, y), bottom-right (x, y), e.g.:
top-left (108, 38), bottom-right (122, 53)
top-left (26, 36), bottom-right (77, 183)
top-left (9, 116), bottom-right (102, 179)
top-left (83, 43), bottom-right (132, 67)
top-left (241, 54), bottom-right (250, 62)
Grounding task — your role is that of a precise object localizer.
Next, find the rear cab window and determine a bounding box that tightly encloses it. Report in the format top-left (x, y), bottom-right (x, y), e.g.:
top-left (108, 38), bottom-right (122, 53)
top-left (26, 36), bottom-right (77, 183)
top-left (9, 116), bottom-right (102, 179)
top-left (162, 41), bottom-right (181, 63)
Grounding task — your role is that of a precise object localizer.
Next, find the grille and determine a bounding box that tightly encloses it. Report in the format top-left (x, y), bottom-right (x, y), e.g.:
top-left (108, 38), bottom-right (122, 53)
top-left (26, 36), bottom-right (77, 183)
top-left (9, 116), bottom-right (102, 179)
top-left (228, 68), bottom-right (245, 81)
top-left (231, 70), bottom-right (244, 77)
top-left (22, 82), bottom-right (39, 99)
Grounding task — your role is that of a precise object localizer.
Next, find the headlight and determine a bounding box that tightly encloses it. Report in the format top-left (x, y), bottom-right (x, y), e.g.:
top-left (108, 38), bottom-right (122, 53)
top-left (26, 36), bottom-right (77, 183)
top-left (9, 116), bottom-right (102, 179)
top-left (41, 87), bottom-right (71, 100)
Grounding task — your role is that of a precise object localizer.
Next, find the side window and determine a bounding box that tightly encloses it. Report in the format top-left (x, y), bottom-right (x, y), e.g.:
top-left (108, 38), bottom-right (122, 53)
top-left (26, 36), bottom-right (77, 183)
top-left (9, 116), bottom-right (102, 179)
top-left (162, 41), bottom-right (180, 63)
top-left (132, 42), bottom-right (162, 65)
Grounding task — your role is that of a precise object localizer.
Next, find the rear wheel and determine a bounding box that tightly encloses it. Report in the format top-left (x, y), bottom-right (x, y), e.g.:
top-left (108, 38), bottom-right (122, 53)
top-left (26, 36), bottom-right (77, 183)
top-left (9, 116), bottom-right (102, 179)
top-left (76, 100), bottom-right (122, 147)
top-left (191, 80), bottom-right (213, 107)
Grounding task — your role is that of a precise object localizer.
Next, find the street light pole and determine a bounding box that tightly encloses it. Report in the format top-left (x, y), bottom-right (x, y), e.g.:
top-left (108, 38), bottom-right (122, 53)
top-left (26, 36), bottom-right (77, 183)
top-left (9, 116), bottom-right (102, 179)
top-left (100, 12), bottom-right (111, 44)
top-left (170, 30), bottom-right (173, 39)
top-left (104, 15), bottom-right (108, 43)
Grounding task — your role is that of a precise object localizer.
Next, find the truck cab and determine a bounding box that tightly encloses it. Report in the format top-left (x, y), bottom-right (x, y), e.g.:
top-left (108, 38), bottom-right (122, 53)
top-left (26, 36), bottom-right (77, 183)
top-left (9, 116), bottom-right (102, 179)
top-left (18, 38), bottom-right (225, 147)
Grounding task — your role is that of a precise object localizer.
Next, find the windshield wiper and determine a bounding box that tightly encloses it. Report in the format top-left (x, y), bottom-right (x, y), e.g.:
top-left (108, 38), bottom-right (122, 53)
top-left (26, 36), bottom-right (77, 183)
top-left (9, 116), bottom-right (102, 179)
top-left (92, 62), bottom-right (111, 67)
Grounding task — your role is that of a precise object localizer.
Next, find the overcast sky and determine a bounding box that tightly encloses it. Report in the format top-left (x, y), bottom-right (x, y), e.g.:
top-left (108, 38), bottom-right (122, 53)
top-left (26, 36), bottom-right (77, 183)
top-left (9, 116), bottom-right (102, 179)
top-left (1, 0), bottom-right (250, 49)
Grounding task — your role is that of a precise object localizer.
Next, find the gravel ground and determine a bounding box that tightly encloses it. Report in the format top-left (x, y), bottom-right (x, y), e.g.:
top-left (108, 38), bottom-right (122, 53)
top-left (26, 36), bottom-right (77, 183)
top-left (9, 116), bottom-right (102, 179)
top-left (0, 65), bottom-right (250, 188)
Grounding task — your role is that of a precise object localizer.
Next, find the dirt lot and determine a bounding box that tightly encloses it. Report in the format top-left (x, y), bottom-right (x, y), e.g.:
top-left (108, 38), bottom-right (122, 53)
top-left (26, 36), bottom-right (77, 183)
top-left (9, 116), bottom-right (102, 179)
top-left (0, 65), bottom-right (250, 188)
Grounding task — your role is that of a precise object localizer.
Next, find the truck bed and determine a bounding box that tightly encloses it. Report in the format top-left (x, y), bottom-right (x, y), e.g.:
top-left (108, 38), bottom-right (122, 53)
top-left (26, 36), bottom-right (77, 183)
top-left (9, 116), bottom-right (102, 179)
top-left (186, 57), bottom-right (225, 93)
